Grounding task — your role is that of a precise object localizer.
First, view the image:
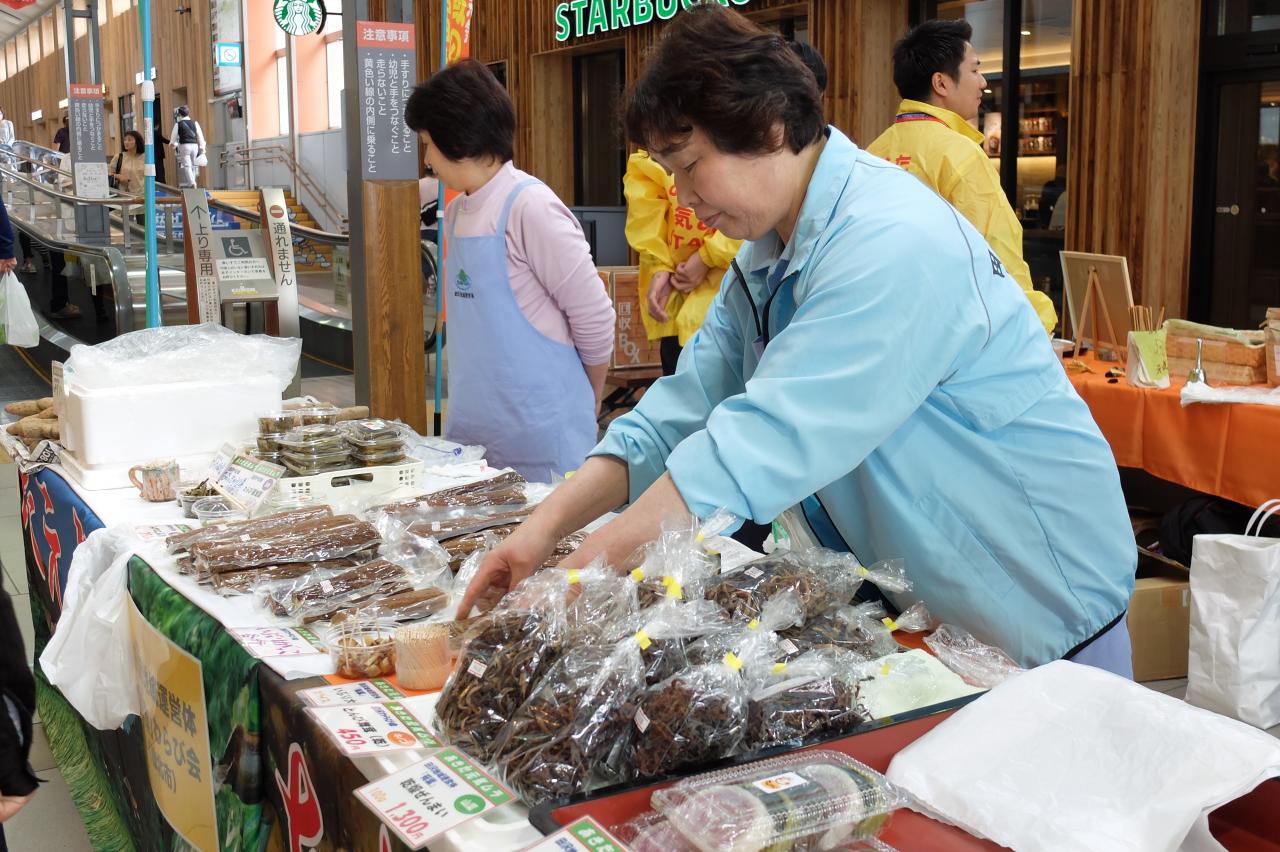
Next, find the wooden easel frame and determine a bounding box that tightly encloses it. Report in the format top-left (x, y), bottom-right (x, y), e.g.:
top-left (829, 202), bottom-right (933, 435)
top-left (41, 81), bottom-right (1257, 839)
top-left (1071, 266), bottom-right (1124, 358)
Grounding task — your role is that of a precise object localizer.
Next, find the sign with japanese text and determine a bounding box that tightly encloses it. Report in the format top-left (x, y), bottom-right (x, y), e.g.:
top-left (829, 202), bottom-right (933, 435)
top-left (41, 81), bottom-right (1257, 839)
top-left (260, 187), bottom-right (300, 351)
top-left (182, 189), bottom-right (221, 322)
top-left (206, 443), bottom-right (286, 511)
top-left (129, 599), bottom-right (218, 851)
top-left (355, 748), bottom-right (513, 849)
top-left (355, 21), bottom-right (418, 181)
top-left (69, 83), bottom-right (108, 198)
top-left (307, 700), bottom-right (440, 757)
top-left (524, 816), bottom-right (628, 852)
top-left (229, 626), bottom-right (327, 659)
top-left (298, 678), bottom-right (405, 707)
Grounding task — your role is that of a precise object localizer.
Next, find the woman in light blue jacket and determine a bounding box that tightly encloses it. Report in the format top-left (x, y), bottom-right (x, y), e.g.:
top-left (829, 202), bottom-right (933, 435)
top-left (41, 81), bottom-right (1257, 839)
top-left (457, 6), bottom-right (1135, 673)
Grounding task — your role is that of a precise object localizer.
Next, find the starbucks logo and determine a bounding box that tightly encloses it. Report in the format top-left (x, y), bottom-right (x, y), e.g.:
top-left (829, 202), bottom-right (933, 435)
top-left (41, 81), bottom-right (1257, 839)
top-left (273, 0), bottom-right (327, 37)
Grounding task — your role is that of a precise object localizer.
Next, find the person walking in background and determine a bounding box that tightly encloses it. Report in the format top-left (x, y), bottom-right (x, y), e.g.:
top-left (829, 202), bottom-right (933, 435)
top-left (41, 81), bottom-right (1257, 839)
top-left (152, 122), bottom-right (169, 186)
top-left (111, 130), bottom-right (147, 194)
top-left (624, 149), bottom-right (742, 376)
top-left (52, 117), bottom-right (69, 154)
top-left (169, 106), bottom-right (206, 188)
top-left (866, 20), bottom-right (1057, 335)
top-left (404, 60), bottom-right (615, 482)
top-left (0, 108), bottom-right (14, 160)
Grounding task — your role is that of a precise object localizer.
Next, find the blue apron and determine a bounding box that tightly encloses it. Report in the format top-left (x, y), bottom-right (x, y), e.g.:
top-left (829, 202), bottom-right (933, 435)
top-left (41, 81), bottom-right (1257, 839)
top-left (443, 178), bottom-right (597, 483)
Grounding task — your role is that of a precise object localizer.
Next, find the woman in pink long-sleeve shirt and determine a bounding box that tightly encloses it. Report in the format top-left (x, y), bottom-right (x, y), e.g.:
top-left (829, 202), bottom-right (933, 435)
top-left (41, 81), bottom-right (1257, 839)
top-left (404, 61), bottom-right (616, 482)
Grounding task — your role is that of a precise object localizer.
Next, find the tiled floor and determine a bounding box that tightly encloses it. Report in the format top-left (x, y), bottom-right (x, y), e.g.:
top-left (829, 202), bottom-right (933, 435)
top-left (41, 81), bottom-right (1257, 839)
top-left (0, 456), bottom-right (1274, 847)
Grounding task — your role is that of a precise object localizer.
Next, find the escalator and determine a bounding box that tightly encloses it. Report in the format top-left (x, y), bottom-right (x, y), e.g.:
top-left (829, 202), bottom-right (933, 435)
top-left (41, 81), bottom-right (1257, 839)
top-left (1, 139), bottom-right (439, 392)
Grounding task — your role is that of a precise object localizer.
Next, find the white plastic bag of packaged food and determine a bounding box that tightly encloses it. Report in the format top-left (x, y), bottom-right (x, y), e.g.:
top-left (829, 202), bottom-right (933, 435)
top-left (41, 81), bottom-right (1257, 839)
top-left (0, 271), bottom-right (39, 348)
top-left (39, 525), bottom-right (141, 729)
top-left (886, 660), bottom-right (1280, 852)
top-left (1185, 499), bottom-right (1280, 728)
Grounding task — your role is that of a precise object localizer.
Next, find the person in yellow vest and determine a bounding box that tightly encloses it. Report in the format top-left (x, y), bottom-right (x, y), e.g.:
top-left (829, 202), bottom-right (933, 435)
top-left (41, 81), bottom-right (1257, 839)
top-left (867, 19), bottom-right (1057, 335)
top-left (624, 150), bottom-right (743, 375)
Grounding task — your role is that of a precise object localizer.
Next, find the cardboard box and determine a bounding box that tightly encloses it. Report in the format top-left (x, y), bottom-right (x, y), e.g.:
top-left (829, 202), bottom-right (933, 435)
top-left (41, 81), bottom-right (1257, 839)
top-left (1127, 559), bottom-right (1191, 682)
top-left (599, 266), bottom-right (662, 370)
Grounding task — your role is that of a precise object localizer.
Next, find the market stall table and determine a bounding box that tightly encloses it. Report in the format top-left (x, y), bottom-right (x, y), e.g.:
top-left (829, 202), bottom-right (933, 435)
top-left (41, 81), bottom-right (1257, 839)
top-left (1066, 351), bottom-right (1279, 508)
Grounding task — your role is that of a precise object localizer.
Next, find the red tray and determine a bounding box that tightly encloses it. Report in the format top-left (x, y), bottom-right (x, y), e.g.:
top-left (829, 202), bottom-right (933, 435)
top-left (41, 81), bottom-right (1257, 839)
top-left (532, 699), bottom-right (1280, 851)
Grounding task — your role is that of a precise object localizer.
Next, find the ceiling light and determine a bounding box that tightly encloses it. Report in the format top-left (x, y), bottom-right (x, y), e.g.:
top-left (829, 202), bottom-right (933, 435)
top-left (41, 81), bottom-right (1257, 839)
top-left (984, 88), bottom-right (992, 93)
top-left (1020, 29), bottom-right (1031, 36)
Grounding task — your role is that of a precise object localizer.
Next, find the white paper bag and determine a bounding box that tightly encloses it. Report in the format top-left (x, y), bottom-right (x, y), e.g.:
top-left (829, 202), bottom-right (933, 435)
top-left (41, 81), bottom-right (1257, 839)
top-left (0, 271), bottom-right (39, 347)
top-left (885, 660), bottom-right (1280, 852)
top-left (1185, 499), bottom-right (1280, 728)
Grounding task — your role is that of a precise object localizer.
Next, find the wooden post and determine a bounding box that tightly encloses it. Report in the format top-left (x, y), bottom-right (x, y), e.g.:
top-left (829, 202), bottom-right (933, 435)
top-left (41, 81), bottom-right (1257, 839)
top-left (364, 180), bottom-right (427, 433)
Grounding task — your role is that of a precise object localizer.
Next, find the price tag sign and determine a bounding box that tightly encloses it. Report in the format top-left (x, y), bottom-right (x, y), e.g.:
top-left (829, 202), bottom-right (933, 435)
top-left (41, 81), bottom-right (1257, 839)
top-left (297, 678), bottom-right (405, 707)
top-left (229, 626), bottom-right (326, 658)
top-left (356, 748), bottom-right (513, 849)
top-left (206, 443), bottom-right (286, 512)
top-left (307, 701), bottom-right (439, 757)
top-left (523, 816), bottom-right (628, 852)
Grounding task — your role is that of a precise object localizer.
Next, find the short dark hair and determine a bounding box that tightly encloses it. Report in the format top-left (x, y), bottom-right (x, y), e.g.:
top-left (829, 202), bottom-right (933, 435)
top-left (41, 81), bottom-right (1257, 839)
top-left (624, 5), bottom-right (824, 157)
top-left (405, 59), bottom-right (515, 163)
top-left (789, 41), bottom-right (828, 93)
top-left (177, 105), bottom-right (190, 117)
top-left (122, 130), bottom-right (145, 153)
top-left (892, 19), bottom-right (974, 102)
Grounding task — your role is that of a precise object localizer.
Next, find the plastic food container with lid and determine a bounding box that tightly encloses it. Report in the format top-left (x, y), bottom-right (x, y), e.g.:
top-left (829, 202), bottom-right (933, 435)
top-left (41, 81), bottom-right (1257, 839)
top-left (296, 406), bottom-right (341, 426)
top-left (651, 750), bottom-right (910, 852)
top-left (258, 412), bottom-right (302, 434)
top-left (277, 425), bottom-right (347, 455)
top-left (341, 418), bottom-right (404, 445)
top-left (351, 447), bottom-right (407, 466)
top-left (281, 451), bottom-right (352, 476)
top-left (192, 496), bottom-right (250, 526)
top-left (325, 619), bottom-right (397, 679)
top-left (256, 434), bottom-right (286, 453)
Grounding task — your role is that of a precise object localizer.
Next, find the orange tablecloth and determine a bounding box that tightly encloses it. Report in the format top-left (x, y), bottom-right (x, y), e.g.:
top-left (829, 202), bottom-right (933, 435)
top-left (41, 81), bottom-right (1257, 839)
top-left (1067, 352), bottom-right (1278, 508)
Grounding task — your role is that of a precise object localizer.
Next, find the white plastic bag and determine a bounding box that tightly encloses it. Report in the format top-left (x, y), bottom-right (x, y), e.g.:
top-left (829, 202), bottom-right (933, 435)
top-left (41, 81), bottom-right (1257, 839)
top-left (39, 525), bottom-right (142, 729)
top-left (886, 660), bottom-right (1280, 852)
top-left (0, 271), bottom-right (39, 347)
top-left (1185, 499), bottom-right (1280, 728)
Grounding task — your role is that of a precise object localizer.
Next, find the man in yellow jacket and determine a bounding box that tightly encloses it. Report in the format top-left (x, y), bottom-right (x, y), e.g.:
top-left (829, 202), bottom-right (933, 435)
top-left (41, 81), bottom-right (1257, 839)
top-left (624, 150), bottom-right (743, 374)
top-left (867, 19), bottom-right (1057, 335)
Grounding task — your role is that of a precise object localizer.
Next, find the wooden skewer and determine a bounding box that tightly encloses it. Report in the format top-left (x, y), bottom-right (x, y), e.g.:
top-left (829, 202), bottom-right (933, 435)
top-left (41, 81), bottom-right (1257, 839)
top-left (1157, 307), bottom-right (1165, 328)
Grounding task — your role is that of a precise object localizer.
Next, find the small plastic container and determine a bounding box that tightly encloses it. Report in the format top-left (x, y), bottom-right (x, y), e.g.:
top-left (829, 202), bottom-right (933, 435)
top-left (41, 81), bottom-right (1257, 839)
top-left (351, 447), bottom-right (406, 466)
top-left (281, 452), bottom-right (352, 477)
top-left (256, 433), bottom-right (286, 453)
top-left (326, 620), bottom-right (397, 679)
top-left (341, 418), bottom-right (405, 447)
top-left (277, 425), bottom-right (347, 455)
top-left (297, 406), bottom-right (341, 426)
top-left (652, 750), bottom-right (909, 852)
top-left (258, 412), bottom-right (302, 433)
top-left (192, 496), bottom-right (250, 526)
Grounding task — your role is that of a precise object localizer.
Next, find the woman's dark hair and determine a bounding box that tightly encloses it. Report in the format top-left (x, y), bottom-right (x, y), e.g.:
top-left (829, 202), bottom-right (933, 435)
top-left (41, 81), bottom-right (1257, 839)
top-left (624, 5), bottom-right (824, 157)
top-left (892, 19), bottom-right (974, 102)
top-left (789, 41), bottom-right (828, 94)
top-left (404, 59), bottom-right (515, 163)
top-left (122, 130), bottom-right (145, 154)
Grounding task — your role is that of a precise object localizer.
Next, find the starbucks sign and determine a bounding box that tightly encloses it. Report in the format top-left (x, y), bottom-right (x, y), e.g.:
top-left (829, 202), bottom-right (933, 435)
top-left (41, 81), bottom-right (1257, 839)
top-left (554, 0), bottom-right (752, 42)
top-left (274, 0), bottom-right (327, 36)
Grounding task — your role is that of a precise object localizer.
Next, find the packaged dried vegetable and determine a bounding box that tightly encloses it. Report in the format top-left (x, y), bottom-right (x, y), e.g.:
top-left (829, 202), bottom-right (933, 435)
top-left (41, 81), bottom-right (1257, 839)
top-left (684, 591), bottom-right (804, 668)
top-left (383, 470), bottom-right (528, 514)
top-left (745, 648), bottom-right (870, 749)
top-left (165, 504), bottom-right (334, 554)
top-left (705, 548), bottom-right (862, 622)
top-left (192, 514), bottom-right (381, 574)
top-left (274, 559), bottom-right (412, 622)
top-left (625, 510), bottom-right (735, 609)
top-left (211, 556), bottom-right (369, 596)
top-left (329, 586), bottom-right (450, 625)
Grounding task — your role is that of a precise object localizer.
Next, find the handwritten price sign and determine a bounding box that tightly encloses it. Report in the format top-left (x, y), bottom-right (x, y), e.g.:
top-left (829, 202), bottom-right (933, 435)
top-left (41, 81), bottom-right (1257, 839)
top-left (229, 626), bottom-right (326, 658)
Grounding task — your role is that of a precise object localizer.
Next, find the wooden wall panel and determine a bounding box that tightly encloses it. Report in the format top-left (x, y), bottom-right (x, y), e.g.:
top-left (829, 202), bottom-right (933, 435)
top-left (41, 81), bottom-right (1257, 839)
top-left (0, 0), bottom-right (216, 154)
top-left (1067, 0), bottom-right (1199, 318)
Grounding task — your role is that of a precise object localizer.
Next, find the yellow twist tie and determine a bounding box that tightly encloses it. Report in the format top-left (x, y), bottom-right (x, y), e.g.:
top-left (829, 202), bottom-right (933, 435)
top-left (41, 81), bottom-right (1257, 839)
top-left (772, 662), bottom-right (787, 674)
top-left (695, 531), bottom-right (705, 543)
top-left (723, 652), bottom-right (743, 672)
top-left (747, 619), bottom-right (760, 630)
top-left (566, 569), bottom-right (581, 585)
top-left (857, 566), bottom-right (870, 578)
top-left (881, 661), bottom-right (892, 676)
top-left (661, 576), bottom-right (683, 600)
top-left (882, 617), bottom-right (899, 632)
top-left (635, 629), bottom-right (652, 650)
top-left (630, 568), bottom-right (645, 582)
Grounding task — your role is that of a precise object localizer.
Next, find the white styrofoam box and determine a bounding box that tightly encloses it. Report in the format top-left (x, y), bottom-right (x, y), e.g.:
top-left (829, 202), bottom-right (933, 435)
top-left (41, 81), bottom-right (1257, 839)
top-left (58, 447), bottom-right (218, 492)
top-left (274, 457), bottom-right (424, 503)
top-left (59, 374), bottom-right (280, 469)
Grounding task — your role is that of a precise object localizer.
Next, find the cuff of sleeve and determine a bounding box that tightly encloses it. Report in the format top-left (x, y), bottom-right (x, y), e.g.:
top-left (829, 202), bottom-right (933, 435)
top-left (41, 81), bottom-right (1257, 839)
top-left (665, 431), bottom-right (747, 533)
top-left (589, 430), bottom-right (669, 506)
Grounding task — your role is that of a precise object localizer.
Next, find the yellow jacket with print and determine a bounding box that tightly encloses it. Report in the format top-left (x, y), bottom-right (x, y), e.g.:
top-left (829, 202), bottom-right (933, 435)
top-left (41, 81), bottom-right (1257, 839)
top-left (866, 99), bottom-right (1057, 335)
top-left (623, 151), bottom-right (743, 345)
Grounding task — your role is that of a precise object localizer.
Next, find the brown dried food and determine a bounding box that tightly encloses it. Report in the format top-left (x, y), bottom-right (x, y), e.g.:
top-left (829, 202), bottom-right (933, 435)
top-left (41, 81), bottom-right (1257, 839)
top-left (288, 559), bottom-right (408, 612)
top-left (435, 609), bottom-right (564, 762)
top-left (706, 557), bottom-right (833, 621)
top-left (628, 669), bottom-right (746, 779)
top-left (165, 505), bottom-right (334, 553)
top-left (330, 586), bottom-right (449, 624)
top-left (332, 632), bottom-right (396, 678)
top-left (385, 472), bottom-right (528, 516)
top-left (441, 525), bottom-right (518, 571)
top-left (745, 675), bottom-right (867, 749)
top-left (543, 532), bottom-right (587, 569)
top-left (779, 614), bottom-right (894, 661)
top-left (405, 506), bottom-right (535, 541)
top-left (211, 555), bottom-right (372, 595)
top-left (494, 645), bottom-right (640, 805)
top-left (194, 515), bottom-right (381, 573)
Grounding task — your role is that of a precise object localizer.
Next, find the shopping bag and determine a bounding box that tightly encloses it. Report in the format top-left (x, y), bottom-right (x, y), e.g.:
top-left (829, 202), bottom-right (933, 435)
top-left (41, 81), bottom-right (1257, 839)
top-left (1185, 499), bottom-right (1280, 728)
top-left (38, 525), bottom-right (141, 729)
top-left (194, 152), bottom-right (208, 167)
top-left (0, 271), bottom-right (38, 347)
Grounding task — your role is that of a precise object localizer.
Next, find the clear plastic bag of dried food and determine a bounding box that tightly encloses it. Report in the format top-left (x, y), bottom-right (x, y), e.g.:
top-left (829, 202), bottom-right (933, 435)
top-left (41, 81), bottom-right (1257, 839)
top-left (923, 622), bottom-right (1023, 688)
top-left (685, 590), bottom-right (805, 671)
top-left (191, 514), bottom-right (382, 575)
top-left (652, 749), bottom-right (911, 852)
top-left (746, 647), bottom-right (870, 750)
top-left (213, 556), bottom-right (367, 597)
top-left (380, 470), bottom-right (529, 514)
top-left (625, 510), bottom-right (736, 609)
top-left (280, 558), bottom-right (419, 624)
top-left (606, 598), bottom-right (733, 687)
top-left (705, 547), bottom-right (864, 622)
top-left (434, 565), bottom-right (593, 762)
top-left (166, 504), bottom-right (336, 555)
top-left (491, 638), bottom-right (646, 805)
top-left (848, 557), bottom-right (913, 595)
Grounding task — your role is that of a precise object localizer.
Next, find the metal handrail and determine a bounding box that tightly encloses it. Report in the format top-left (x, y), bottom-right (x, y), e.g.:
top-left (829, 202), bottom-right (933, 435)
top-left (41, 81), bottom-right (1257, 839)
top-left (223, 142), bottom-right (347, 232)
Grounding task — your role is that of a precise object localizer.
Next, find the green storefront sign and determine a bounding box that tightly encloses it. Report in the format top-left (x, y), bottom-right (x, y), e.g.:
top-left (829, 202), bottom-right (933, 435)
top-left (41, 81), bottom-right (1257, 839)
top-left (554, 0), bottom-right (753, 43)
